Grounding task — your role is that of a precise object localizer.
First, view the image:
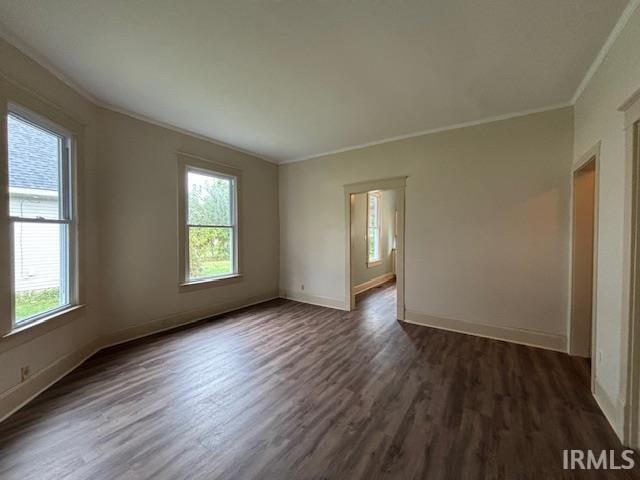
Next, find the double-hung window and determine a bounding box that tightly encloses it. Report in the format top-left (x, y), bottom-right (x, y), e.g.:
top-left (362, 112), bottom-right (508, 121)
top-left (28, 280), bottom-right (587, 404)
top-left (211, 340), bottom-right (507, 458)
top-left (179, 155), bottom-right (241, 286)
top-left (7, 106), bottom-right (75, 328)
top-left (367, 191), bottom-right (382, 265)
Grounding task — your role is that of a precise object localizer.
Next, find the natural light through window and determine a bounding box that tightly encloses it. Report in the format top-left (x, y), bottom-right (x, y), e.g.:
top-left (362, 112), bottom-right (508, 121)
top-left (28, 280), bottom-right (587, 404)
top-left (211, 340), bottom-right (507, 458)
top-left (367, 192), bottom-right (381, 264)
top-left (8, 109), bottom-right (74, 327)
top-left (186, 168), bottom-right (237, 281)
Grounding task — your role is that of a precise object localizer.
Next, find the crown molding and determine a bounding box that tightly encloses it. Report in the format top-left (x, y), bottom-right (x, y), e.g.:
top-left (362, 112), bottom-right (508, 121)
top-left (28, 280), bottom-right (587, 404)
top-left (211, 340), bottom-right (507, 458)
top-left (0, 24), bottom-right (277, 165)
top-left (99, 103), bottom-right (277, 164)
top-left (571, 0), bottom-right (640, 105)
top-left (0, 24), bottom-right (102, 106)
top-left (285, 0), bottom-right (639, 167)
top-left (1, 0), bottom-right (636, 166)
top-left (281, 103), bottom-right (572, 164)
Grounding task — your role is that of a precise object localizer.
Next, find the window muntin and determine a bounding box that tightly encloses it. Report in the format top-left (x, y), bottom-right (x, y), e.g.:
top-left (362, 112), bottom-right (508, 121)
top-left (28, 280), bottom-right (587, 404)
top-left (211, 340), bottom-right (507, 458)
top-left (185, 167), bottom-right (237, 281)
top-left (367, 192), bottom-right (381, 264)
top-left (7, 109), bottom-right (74, 327)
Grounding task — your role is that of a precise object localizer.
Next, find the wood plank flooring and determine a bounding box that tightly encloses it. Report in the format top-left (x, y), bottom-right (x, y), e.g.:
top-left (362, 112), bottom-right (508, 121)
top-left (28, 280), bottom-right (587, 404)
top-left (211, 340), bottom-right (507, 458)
top-left (0, 281), bottom-right (637, 479)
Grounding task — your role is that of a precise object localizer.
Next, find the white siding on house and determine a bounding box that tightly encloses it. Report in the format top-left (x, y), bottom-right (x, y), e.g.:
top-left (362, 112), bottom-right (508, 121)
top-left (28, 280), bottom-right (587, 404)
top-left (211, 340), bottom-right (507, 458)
top-left (9, 190), bottom-right (59, 219)
top-left (13, 223), bottom-right (62, 294)
top-left (10, 193), bottom-right (61, 293)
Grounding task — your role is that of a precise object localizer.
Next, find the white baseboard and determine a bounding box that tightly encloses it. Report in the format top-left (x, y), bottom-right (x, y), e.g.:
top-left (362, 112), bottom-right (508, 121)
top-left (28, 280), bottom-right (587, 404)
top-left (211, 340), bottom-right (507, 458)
top-left (102, 291), bottom-right (279, 349)
top-left (0, 292), bottom-right (280, 423)
top-left (279, 289), bottom-right (348, 311)
top-left (353, 272), bottom-right (395, 295)
top-left (0, 339), bottom-right (101, 423)
top-left (593, 378), bottom-right (625, 442)
top-left (404, 309), bottom-right (567, 352)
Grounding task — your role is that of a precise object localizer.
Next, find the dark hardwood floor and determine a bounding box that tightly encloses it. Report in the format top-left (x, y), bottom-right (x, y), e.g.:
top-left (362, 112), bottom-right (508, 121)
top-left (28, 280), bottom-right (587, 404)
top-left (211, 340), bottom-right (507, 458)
top-left (0, 281), bottom-right (637, 479)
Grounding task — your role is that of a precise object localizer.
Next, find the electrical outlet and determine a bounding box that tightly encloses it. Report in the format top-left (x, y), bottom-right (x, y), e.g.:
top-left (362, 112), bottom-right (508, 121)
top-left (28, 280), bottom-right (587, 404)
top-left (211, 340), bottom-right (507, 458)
top-left (301, 284), bottom-right (305, 291)
top-left (597, 350), bottom-right (603, 365)
top-left (21, 366), bottom-right (30, 382)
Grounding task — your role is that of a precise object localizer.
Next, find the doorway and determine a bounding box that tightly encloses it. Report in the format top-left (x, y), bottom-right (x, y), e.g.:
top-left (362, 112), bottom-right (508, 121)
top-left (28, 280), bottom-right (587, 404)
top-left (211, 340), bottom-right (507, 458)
top-left (350, 188), bottom-right (398, 308)
top-left (344, 177), bottom-right (406, 320)
top-left (570, 156), bottom-right (598, 359)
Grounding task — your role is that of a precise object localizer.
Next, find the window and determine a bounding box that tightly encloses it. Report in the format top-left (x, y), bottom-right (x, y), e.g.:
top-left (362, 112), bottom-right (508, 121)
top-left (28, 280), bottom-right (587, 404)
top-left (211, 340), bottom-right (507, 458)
top-left (7, 107), bottom-right (75, 327)
top-left (179, 155), bottom-right (241, 285)
top-left (367, 192), bottom-right (382, 265)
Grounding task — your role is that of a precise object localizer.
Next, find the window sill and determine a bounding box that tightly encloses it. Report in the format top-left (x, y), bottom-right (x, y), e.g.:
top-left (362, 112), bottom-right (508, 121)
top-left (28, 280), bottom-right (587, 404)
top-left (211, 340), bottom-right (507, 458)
top-left (0, 304), bottom-right (86, 354)
top-left (179, 273), bottom-right (243, 292)
top-left (367, 260), bottom-right (383, 268)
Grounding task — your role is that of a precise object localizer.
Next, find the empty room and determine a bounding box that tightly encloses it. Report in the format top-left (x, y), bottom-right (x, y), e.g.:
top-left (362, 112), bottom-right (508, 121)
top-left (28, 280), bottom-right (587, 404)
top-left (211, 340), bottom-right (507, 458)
top-left (1, 0), bottom-right (640, 478)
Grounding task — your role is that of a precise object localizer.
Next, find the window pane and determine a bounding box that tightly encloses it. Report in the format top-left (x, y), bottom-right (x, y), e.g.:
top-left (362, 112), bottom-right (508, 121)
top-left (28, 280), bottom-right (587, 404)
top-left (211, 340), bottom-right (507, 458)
top-left (187, 170), bottom-right (232, 226)
top-left (13, 222), bottom-right (69, 324)
top-left (368, 227), bottom-right (380, 261)
top-left (8, 113), bottom-right (64, 220)
top-left (368, 195), bottom-right (378, 228)
top-left (188, 226), bottom-right (233, 279)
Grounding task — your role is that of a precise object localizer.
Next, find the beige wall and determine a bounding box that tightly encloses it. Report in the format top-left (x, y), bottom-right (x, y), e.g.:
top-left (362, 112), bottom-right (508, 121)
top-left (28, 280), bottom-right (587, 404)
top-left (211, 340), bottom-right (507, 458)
top-left (280, 107), bottom-right (574, 347)
top-left (351, 189), bottom-right (396, 287)
top-left (97, 109), bottom-right (280, 339)
top-left (0, 38), bottom-right (101, 409)
top-left (0, 37), bottom-right (280, 420)
top-left (573, 4), bottom-right (640, 436)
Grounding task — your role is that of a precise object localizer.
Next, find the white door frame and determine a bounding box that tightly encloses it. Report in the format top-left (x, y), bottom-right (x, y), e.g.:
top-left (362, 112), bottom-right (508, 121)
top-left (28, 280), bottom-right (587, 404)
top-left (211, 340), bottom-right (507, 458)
top-left (344, 176), bottom-right (407, 320)
top-left (620, 88), bottom-right (640, 448)
top-left (568, 143), bottom-right (600, 379)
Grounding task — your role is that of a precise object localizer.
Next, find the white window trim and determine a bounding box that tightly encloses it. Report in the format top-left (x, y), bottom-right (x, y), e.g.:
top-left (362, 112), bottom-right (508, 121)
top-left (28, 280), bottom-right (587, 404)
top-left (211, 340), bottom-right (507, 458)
top-left (6, 104), bottom-right (79, 331)
top-left (367, 191), bottom-right (383, 267)
top-left (0, 79), bottom-right (87, 343)
top-left (177, 153), bottom-right (243, 290)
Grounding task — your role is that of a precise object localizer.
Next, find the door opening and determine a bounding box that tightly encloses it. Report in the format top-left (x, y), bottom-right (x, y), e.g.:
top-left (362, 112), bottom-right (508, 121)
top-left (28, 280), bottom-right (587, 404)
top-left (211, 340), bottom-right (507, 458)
top-left (344, 176), bottom-right (406, 320)
top-left (349, 189), bottom-right (398, 309)
top-left (570, 157), bottom-right (597, 359)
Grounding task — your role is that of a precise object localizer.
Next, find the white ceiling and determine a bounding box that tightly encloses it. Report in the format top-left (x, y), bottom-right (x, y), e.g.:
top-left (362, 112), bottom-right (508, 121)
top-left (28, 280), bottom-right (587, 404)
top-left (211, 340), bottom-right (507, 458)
top-left (0, 0), bottom-right (630, 163)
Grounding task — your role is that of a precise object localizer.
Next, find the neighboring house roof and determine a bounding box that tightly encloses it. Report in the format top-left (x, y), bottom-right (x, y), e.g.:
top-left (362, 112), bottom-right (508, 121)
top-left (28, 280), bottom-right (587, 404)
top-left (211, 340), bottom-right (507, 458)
top-left (8, 114), bottom-right (59, 192)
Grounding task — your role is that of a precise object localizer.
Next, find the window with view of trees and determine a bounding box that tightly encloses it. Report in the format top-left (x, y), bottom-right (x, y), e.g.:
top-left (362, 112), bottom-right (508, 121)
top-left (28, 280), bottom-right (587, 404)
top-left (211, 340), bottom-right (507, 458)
top-left (367, 192), bottom-right (381, 264)
top-left (7, 107), bottom-right (75, 327)
top-left (184, 166), bottom-right (238, 282)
